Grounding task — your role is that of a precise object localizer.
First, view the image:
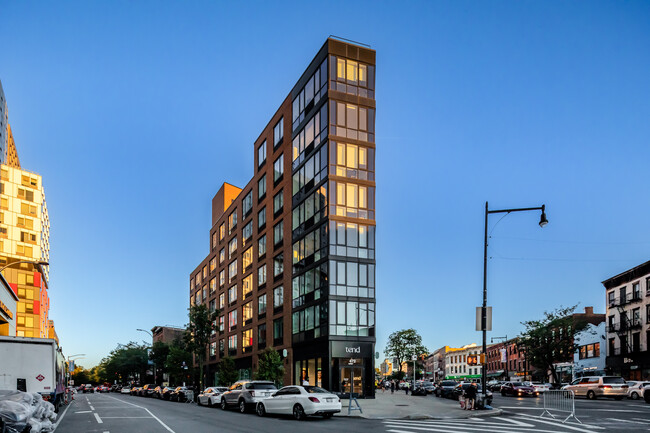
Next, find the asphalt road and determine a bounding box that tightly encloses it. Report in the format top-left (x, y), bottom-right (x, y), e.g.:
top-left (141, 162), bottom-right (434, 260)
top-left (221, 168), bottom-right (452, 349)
top-left (491, 392), bottom-right (650, 432)
top-left (54, 392), bottom-right (379, 433)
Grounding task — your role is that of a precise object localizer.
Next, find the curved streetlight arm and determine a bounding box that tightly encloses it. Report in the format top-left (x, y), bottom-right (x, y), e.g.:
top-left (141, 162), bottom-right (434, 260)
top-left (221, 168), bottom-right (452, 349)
top-left (136, 328), bottom-right (153, 337)
top-left (0, 260), bottom-right (49, 274)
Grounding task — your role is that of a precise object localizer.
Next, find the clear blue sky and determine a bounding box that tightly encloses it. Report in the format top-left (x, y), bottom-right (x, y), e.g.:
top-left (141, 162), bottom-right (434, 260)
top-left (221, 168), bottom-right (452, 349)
top-left (2, 1), bottom-right (649, 368)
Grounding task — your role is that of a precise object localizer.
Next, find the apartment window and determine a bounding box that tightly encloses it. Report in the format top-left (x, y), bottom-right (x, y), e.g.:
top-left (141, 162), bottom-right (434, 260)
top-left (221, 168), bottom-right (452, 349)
top-left (243, 302), bottom-right (253, 324)
top-left (258, 264), bottom-right (267, 286)
top-left (292, 103), bottom-right (328, 162)
top-left (228, 237), bottom-right (237, 259)
top-left (203, 266), bottom-right (208, 279)
top-left (329, 180), bottom-right (375, 220)
top-left (219, 270), bottom-right (225, 287)
top-left (243, 221), bottom-right (253, 246)
top-left (578, 343), bottom-right (600, 359)
top-left (273, 155), bottom-right (284, 182)
top-left (228, 286), bottom-right (237, 304)
top-left (228, 309), bottom-right (237, 330)
top-left (209, 342), bottom-right (216, 357)
top-left (633, 282), bottom-right (640, 300)
top-left (228, 212), bottom-right (238, 236)
top-left (228, 334), bottom-right (237, 355)
top-left (20, 232), bottom-right (37, 243)
top-left (646, 304), bottom-right (650, 324)
top-left (329, 221), bottom-right (375, 259)
top-left (258, 235), bottom-right (267, 258)
top-left (220, 223), bottom-right (225, 240)
top-left (273, 253), bottom-right (283, 277)
top-left (274, 117), bottom-right (283, 147)
top-left (219, 293), bottom-right (225, 310)
top-left (273, 222), bottom-right (283, 245)
top-left (258, 294), bottom-right (267, 315)
top-left (243, 247), bottom-right (253, 270)
top-left (273, 190), bottom-right (283, 214)
top-left (18, 188), bottom-right (34, 202)
top-left (330, 142), bottom-right (375, 182)
top-left (258, 324), bottom-right (267, 348)
top-left (228, 260), bottom-right (237, 282)
top-left (243, 191), bottom-right (253, 216)
top-left (219, 248), bottom-right (225, 264)
top-left (292, 57), bottom-right (327, 131)
top-left (258, 174), bottom-right (266, 199)
top-left (243, 274), bottom-right (253, 298)
top-left (212, 232), bottom-right (217, 249)
top-left (209, 278), bottom-right (216, 295)
top-left (210, 257), bottom-right (216, 272)
top-left (243, 329), bottom-right (253, 352)
top-left (608, 291), bottom-right (615, 307)
top-left (219, 339), bottom-right (225, 357)
top-left (218, 315), bottom-right (225, 332)
top-left (258, 140), bottom-right (267, 167)
top-left (632, 308), bottom-right (641, 326)
top-left (209, 299), bottom-right (216, 313)
top-left (331, 101), bottom-right (375, 143)
top-left (620, 286), bottom-right (627, 304)
top-left (646, 277), bottom-right (650, 295)
top-left (258, 207), bottom-right (266, 229)
top-left (273, 286), bottom-right (283, 308)
top-left (273, 318), bottom-right (283, 344)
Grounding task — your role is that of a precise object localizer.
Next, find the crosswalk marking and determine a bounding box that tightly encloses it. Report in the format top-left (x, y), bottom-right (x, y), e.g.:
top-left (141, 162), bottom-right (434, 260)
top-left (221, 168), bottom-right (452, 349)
top-left (382, 416), bottom-right (605, 433)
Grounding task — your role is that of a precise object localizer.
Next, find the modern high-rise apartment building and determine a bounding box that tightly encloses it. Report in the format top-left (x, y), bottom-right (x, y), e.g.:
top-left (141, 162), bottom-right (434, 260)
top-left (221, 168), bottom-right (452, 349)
top-left (190, 38), bottom-right (376, 396)
top-left (0, 80), bottom-right (52, 339)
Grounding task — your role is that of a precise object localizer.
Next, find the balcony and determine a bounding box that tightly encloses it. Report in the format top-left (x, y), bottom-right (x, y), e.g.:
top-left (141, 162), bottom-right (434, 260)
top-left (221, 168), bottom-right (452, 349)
top-left (609, 294), bottom-right (644, 308)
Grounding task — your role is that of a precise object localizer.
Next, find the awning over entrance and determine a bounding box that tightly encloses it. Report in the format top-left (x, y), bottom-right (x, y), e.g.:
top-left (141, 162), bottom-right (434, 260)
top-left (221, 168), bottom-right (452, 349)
top-left (487, 370), bottom-right (504, 377)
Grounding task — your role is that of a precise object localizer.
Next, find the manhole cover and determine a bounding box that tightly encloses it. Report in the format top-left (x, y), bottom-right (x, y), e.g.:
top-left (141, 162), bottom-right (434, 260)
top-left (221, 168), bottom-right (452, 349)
top-left (395, 404), bottom-right (409, 406)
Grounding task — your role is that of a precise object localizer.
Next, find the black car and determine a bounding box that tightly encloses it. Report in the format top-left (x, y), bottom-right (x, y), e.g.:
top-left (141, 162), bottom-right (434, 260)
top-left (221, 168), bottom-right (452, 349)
top-left (83, 384), bottom-right (94, 393)
top-left (435, 380), bottom-right (458, 398)
top-left (170, 386), bottom-right (189, 402)
top-left (411, 385), bottom-right (428, 396)
top-left (452, 383), bottom-right (493, 406)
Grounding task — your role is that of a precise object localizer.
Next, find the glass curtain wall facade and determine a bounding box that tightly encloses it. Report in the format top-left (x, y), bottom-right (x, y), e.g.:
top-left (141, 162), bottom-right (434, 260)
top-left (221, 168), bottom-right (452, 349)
top-left (190, 38), bottom-right (376, 396)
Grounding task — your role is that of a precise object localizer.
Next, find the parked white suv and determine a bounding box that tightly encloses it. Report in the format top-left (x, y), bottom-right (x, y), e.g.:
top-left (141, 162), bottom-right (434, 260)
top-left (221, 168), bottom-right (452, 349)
top-left (220, 381), bottom-right (277, 413)
top-left (563, 376), bottom-right (628, 400)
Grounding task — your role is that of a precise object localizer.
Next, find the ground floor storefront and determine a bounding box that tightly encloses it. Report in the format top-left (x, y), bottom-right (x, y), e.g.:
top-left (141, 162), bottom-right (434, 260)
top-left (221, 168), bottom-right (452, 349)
top-left (607, 353), bottom-right (650, 381)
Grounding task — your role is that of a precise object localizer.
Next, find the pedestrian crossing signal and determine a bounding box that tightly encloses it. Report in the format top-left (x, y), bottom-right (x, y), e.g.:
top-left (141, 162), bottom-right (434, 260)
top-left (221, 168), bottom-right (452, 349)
top-left (467, 355), bottom-right (478, 366)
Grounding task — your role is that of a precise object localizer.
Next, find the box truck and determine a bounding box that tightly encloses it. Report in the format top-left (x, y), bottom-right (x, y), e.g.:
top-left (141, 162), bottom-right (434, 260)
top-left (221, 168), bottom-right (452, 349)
top-left (0, 336), bottom-right (65, 411)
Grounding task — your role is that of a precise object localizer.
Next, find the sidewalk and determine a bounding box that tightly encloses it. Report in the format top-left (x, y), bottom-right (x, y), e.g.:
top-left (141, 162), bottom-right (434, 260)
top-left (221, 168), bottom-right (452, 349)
top-left (335, 392), bottom-right (503, 420)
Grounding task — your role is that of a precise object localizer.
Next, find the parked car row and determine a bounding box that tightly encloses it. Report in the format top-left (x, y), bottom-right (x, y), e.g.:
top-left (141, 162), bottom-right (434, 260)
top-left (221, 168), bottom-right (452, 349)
top-left (123, 380), bottom-right (342, 420)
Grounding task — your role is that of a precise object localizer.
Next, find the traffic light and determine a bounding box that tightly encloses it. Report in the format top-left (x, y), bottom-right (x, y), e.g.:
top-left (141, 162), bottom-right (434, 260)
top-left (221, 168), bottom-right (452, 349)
top-left (467, 355), bottom-right (478, 366)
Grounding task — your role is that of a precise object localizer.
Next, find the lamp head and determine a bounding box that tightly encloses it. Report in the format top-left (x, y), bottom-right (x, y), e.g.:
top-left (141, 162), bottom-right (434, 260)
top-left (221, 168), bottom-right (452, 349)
top-left (539, 205), bottom-right (548, 228)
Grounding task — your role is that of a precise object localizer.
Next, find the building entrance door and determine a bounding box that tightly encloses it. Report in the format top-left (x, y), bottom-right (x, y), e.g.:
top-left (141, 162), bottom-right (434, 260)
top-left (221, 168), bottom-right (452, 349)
top-left (340, 366), bottom-right (364, 397)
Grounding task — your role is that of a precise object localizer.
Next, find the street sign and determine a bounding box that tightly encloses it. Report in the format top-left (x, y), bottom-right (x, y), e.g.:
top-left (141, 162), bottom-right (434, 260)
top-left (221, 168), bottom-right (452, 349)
top-left (411, 355), bottom-right (417, 361)
top-left (476, 306), bottom-right (492, 331)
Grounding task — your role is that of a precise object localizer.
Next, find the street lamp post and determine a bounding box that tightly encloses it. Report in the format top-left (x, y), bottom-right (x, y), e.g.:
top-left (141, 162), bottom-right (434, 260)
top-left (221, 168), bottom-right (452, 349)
top-left (481, 202), bottom-right (547, 407)
top-left (136, 328), bottom-right (155, 384)
top-left (66, 354), bottom-right (85, 390)
top-left (0, 260), bottom-right (49, 274)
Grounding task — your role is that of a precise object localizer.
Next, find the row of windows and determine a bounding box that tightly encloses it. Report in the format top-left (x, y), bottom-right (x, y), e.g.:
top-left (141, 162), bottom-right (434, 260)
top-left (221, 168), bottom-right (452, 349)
top-left (210, 318), bottom-right (284, 357)
top-left (329, 221), bottom-right (375, 260)
top-left (330, 101), bottom-right (375, 143)
top-left (292, 263), bottom-right (327, 308)
top-left (292, 58), bottom-right (328, 131)
top-left (578, 342), bottom-right (601, 359)
top-left (292, 185), bottom-right (327, 232)
top-left (292, 224), bottom-right (327, 271)
top-left (292, 102), bottom-right (328, 165)
top-left (330, 142), bottom-right (375, 182)
top-left (292, 303), bottom-right (327, 335)
top-left (258, 118), bottom-right (285, 168)
top-left (328, 300), bottom-right (375, 337)
top-left (330, 180), bottom-right (375, 220)
top-left (329, 260), bottom-right (375, 298)
top-left (330, 55), bottom-right (375, 99)
top-left (292, 143), bottom-right (327, 198)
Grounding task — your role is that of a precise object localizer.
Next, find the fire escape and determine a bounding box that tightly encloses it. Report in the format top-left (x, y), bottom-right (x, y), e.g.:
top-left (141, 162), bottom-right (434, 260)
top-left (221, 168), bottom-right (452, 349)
top-left (609, 289), bottom-right (643, 356)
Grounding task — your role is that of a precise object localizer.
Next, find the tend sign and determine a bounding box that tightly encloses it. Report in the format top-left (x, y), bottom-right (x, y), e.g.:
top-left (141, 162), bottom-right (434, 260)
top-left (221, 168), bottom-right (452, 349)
top-left (331, 341), bottom-right (373, 358)
top-left (0, 300), bottom-right (12, 320)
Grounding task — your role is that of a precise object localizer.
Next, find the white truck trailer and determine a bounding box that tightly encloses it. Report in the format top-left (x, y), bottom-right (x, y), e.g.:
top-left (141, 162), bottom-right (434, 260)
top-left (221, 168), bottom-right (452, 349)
top-left (0, 336), bottom-right (66, 411)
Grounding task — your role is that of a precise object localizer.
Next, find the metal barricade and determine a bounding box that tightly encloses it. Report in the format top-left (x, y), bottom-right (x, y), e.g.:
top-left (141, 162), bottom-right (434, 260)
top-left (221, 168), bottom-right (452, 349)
top-left (540, 390), bottom-right (580, 423)
top-left (184, 390), bottom-right (195, 404)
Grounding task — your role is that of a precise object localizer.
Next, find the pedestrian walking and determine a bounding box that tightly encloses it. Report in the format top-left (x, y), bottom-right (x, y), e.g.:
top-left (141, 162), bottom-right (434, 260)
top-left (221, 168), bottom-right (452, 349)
top-left (405, 381), bottom-right (409, 395)
top-left (390, 380), bottom-right (395, 394)
top-left (465, 383), bottom-right (477, 410)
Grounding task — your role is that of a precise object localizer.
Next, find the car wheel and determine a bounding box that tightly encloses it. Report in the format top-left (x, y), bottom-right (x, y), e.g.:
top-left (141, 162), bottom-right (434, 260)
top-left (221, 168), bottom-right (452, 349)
top-left (256, 403), bottom-right (266, 417)
top-left (323, 413), bottom-right (333, 419)
top-left (293, 404), bottom-right (305, 421)
top-left (631, 392), bottom-right (639, 400)
top-left (587, 391), bottom-right (596, 400)
top-left (239, 399), bottom-right (247, 413)
top-left (221, 398), bottom-right (227, 410)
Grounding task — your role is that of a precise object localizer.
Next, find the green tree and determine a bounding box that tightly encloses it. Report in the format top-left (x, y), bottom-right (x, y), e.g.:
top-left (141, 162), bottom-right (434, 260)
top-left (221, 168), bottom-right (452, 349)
top-left (390, 370), bottom-right (406, 381)
top-left (519, 305), bottom-right (590, 384)
top-left (385, 329), bottom-right (428, 371)
top-left (217, 357), bottom-right (238, 386)
top-left (101, 342), bottom-right (149, 383)
top-left (254, 348), bottom-right (284, 385)
top-left (184, 304), bottom-right (219, 390)
top-left (150, 342), bottom-right (170, 384)
top-left (165, 343), bottom-right (194, 385)
top-left (71, 365), bottom-right (90, 385)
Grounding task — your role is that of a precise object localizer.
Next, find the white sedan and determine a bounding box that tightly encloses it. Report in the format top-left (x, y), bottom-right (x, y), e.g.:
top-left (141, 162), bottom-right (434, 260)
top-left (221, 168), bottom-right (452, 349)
top-left (198, 387), bottom-right (229, 407)
top-left (627, 381), bottom-right (650, 400)
top-left (256, 386), bottom-right (341, 420)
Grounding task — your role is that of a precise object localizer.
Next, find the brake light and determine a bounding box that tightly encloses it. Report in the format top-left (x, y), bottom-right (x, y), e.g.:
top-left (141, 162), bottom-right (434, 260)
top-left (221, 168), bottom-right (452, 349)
top-left (308, 397), bottom-right (320, 403)
top-left (598, 385), bottom-right (612, 389)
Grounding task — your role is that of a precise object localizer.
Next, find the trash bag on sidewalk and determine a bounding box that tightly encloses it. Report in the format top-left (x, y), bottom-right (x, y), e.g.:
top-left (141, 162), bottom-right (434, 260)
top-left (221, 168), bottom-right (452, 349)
top-left (0, 400), bottom-right (31, 433)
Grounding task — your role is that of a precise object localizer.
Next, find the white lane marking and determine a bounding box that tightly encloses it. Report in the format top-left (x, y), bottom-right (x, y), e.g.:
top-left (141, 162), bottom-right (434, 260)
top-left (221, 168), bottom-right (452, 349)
top-left (101, 416), bottom-right (154, 418)
top-left (519, 416), bottom-right (600, 432)
top-left (52, 401), bottom-right (72, 432)
top-left (606, 418), bottom-right (647, 424)
top-left (386, 420), bottom-right (536, 429)
top-left (104, 395), bottom-right (175, 433)
top-left (74, 410), bottom-right (92, 413)
top-left (94, 413), bottom-right (103, 424)
top-left (499, 406), bottom-right (544, 410)
top-left (384, 421), bottom-right (576, 433)
top-left (500, 417), bottom-right (541, 427)
top-left (89, 405), bottom-right (95, 410)
top-left (387, 428), bottom-right (468, 433)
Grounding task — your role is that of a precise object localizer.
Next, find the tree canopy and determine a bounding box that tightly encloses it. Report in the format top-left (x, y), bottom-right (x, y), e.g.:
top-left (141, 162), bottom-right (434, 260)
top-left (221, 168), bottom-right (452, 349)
top-left (385, 328), bottom-right (428, 369)
top-left (254, 348), bottom-right (284, 385)
top-left (217, 357), bottom-right (238, 386)
top-left (519, 305), bottom-right (590, 384)
top-left (185, 304), bottom-right (219, 390)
